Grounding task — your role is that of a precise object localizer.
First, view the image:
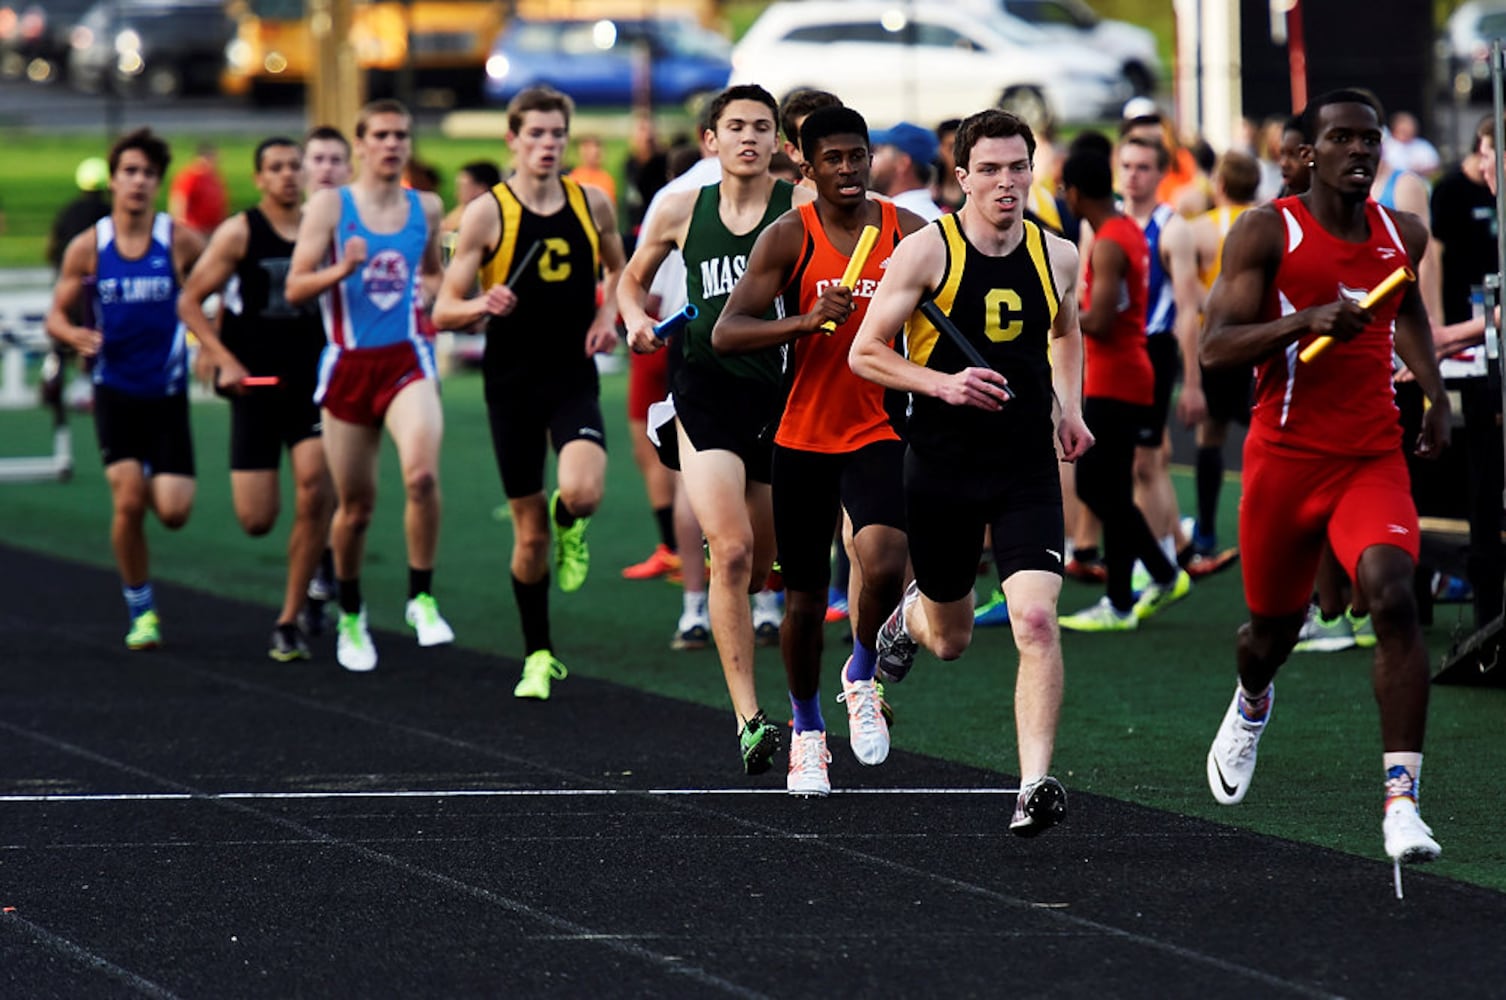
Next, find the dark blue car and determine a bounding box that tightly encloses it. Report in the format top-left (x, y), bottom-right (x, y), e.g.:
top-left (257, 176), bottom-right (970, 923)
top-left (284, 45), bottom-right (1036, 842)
top-left (483, 16), bottom-right (731, 107)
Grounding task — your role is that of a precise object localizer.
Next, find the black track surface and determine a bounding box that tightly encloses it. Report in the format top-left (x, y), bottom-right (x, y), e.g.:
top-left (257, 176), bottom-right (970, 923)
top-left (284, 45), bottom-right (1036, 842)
top-left (2, 544), bottom-right (1503, 999)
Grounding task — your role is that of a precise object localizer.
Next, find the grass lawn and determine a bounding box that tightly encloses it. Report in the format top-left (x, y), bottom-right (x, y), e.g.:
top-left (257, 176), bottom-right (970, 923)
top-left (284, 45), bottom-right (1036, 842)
top-left (1, 364), bottom-right (1501, 892)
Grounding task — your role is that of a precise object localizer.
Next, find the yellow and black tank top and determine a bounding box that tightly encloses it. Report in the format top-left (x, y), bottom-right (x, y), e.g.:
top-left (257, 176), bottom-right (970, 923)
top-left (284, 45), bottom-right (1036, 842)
top-left (478, 176), bottom-right (600, 383)
top-left (681, 179), bottom-right (794, 385)
top-left (905, 215), bottom-right (1060, 468)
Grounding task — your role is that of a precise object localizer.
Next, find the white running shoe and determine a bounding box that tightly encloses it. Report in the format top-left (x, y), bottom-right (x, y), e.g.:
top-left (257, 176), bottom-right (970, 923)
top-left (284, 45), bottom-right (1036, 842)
top-left (336, 608), bottom-right (377, 673)
top-left (1010, 776), bottom-right (1068, 838)
top-left (837, 663), bottom-right (890, 766)
top-left (404, 593), bottom-right (455, 647)
top-left (1383, 800), bottom-right (1442, 863)
top-left (1206, 685), bottom-right (1272, 804)
top-left (786, 729), bottom-right (832, 797)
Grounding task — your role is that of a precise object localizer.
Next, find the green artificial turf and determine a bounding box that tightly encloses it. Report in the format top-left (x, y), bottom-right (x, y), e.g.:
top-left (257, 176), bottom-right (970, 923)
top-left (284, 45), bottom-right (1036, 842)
top-left (0, 365), bottom-right (1502, 891)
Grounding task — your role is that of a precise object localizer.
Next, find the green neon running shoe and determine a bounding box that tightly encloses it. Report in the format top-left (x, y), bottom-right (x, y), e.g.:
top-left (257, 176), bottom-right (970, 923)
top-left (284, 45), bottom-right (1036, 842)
top-left (1347, 608), bottom-right (1377, 649)
top-left (125, 610), bottom-right (160, 650)
top-left (514, 649), bottom-right (568, 700)
top-left (551, 489), bottom-right (591, 593)
top-left (739, 710), bottom-right (782, 775)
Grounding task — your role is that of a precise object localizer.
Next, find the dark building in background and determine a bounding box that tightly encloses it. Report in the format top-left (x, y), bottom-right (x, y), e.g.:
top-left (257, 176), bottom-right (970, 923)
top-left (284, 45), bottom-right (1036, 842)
top-left (1239, 2), bottom-right (1436, 134)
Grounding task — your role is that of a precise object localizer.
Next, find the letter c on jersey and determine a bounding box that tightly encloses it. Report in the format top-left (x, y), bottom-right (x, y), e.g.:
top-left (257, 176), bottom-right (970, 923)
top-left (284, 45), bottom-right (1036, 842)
top-left (539, 237), bottom-right (572, 282)
top-left (984, 288), bottom-right (1023, 342)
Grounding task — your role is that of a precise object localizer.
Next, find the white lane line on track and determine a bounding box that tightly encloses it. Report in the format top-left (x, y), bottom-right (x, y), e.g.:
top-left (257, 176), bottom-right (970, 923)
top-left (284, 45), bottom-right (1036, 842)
top-left (1, 911), bottom-right (182, 999)
top-left (0, 787), bottom-right (1017, 803)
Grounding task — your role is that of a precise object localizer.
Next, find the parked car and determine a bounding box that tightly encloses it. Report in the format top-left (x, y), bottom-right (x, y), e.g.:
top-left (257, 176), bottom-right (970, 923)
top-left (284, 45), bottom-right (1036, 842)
top-left (68, 0), bottom-right (234, 97)
top-left (729, 1), bottom-right (1129, 130)
top-left (993, 0), bottom-right (1160, 95)
top-left (1444, 1), bottom-right (1506, 98)
top-left (0, 0), bottom-right (97, 83)
top-left (483, 15), bottom-right (731, 107)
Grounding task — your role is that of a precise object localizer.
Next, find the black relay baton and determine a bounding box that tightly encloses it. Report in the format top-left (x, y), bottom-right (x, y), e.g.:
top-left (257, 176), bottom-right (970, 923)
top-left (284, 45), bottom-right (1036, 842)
top-left (916, 298), bottom-right (1013, 400)
top-left (505, 240), bottom-right (543, 288)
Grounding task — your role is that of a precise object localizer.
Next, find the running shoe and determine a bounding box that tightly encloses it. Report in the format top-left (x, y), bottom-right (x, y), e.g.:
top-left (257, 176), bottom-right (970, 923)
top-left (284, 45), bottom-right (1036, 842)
top-left (514, 649), bottom-right (568, 700)
top-left (1206, 685), bottom-right (1273, 805)
top-left (670, 616), bottom-right (711, 651)
top-left (1432, 572), bottom-right (1473, 603)
top-left (551, 489), bottom-right (591, 593)
top-left (1383, 799), bottom-right (1441, 863)
top-left (125, 610), bottom-right (160, 651)
top-left (298, 597), bottom-right (329, 638)
top-left (1059, 597), bottom-right (1139, 632)
top-left (1293, 604), bottom-right (1355, 653)
top-left (1063, 556), bottom-right (1108, 582)
top-left (1183, 547), bottom-right (1240, 578)
top-left (1010, 776), bottom-right (1067, 837)
top-left (739, 710), bottom-right (782, 775)
top-left (824, 586), bottom-right (850, 624)
top-left (875, 580), bottom-right (921, 683)
top-left (307, 569), bottom-right (336, 603)
top-left (752, 590), bottom-right (783, 647)
top-left (336, 609), bottom-right (377, 672)
top-left (786, 729), bottom-right (832, 797)
top-left (268, 622), bottom-right (310, 662)
top-left (1132, 569), bottom-right (1192, 620)
top-left (404, 593), bottom-right (455, 647)
top-left (622, 544), bottom-right (680, 581)
top-left (838, 662), bottom-right (890, 766)
top-left (1347, 608), bottom-right (1377, 649)
top-left (876, 680), bottom-right (894, 727)
top-left (973, 588), bottom-right (1010, 627)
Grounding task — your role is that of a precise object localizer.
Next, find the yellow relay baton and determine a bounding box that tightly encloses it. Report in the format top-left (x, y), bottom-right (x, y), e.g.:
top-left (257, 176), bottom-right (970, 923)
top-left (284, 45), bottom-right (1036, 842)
top-left (1298, 265), bottom-right (1414, 363)
top-left (820, 224), bottom-right (880, 334)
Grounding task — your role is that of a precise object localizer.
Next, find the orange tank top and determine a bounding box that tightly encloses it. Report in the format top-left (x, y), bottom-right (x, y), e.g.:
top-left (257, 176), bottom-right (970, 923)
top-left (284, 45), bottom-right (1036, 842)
top-left (774, 200), bottom-right (902, 452)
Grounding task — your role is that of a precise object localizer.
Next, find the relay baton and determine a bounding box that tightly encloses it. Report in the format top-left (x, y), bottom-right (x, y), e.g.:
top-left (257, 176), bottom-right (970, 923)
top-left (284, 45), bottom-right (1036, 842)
top-left (505, 239), bottom-right (543, 288)
top-left (653, 303), bottom-right (698, 339)
top-left (917, 298), bottom-right (1013, 400)
top-left (241, 376), bottom-right (280, 388)
top-left (820, 224), bottom-right (881, 333)
top-left (1298, 265), bottom-right (1414, 363)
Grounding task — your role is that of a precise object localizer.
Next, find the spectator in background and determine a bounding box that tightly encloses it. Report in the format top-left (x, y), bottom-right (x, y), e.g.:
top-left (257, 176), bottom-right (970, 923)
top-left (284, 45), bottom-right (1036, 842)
top-left (869, 122), bottom-right (943, 221)
top-left (569, 133), bottom-right (618, 205)
top-left (932, 118), bottom-right (964, 212)
top-left (1384, 111), bottom-right (1441, 178)
top-left (1120, 100), bottom-right (1209, 216)
top-left (1429, 112), bottom-right (1502, 631)
top-left (169, 142), bottom-right (228, 237)
top-left (441, 159), bottom-right (502, 238)
top-left (623, 113), bottom-right (668, 245)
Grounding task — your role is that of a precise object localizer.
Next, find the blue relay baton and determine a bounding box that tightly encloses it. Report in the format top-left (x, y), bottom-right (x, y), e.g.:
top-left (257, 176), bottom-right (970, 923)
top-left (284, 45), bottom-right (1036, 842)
top-left (652, 303), bottom-right (699, 339)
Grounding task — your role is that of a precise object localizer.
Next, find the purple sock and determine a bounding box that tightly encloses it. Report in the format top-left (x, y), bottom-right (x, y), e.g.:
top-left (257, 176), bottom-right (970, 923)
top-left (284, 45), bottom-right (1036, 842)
top-left (846, 640), bottom-right (878, 682)
top-left (790, 692), bottom-right (824, 734)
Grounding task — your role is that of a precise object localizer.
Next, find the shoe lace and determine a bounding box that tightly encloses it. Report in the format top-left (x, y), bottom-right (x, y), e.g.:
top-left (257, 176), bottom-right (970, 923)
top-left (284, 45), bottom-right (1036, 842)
top-left (838, 680), bottom-right (884, 738)
top-left (527, 653), bottom-right (567, 681)
top-left (790, 732), bottom-right (831, 773)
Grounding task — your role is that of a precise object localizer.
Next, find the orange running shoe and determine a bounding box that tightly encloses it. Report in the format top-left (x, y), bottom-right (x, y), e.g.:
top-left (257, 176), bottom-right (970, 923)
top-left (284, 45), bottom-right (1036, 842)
top-left (621, 544), bottom-right (681, 581)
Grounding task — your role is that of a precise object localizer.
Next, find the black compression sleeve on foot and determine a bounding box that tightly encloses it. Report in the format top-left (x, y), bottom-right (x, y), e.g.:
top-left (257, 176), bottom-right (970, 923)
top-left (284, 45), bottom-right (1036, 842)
top-left (512, 572), bottom-right (552, 655)
top-left (338, 578), bottom-right (362, 616)
top-left (654, 505), bottom-right (676, 551)
top-left (409, 567), bottom-right (433, 600)
top-left (553, 496), bottom-right (577, 530)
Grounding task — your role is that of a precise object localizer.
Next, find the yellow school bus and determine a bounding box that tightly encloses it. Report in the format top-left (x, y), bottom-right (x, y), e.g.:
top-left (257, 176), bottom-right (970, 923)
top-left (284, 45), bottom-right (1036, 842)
top-left (221, 0), bottom-right (718, 103)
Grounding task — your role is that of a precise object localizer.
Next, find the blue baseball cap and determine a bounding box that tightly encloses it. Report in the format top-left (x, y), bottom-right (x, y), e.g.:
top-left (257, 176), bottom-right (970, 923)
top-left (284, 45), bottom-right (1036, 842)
top-left (870, 122), bottom-right (939, 166)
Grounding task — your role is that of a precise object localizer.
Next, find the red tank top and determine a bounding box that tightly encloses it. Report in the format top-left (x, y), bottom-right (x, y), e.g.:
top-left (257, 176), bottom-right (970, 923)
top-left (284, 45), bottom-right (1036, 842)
top-left (1252, 196), bottom-right (1408, 457)
top-left (775, 200), bottom-right (902, 452)
top-left (1082, 214), bottom-right (1153, 405)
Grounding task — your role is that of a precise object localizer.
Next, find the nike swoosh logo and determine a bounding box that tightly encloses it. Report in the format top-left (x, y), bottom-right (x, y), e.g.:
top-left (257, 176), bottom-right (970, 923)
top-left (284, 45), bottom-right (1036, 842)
top-left (1212, 758), bottom-right (1239, 799)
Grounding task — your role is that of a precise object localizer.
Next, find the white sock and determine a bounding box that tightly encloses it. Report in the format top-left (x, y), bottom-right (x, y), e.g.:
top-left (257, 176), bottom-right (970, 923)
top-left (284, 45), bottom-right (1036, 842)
top-left (1160, 534), bottom-right (1177, 563)
top-left (1383, 752), bottom-right (1424, 809)
top-left (752, 588), bottom-right (781, 616)
top-left (683, 590), bottom-right (708, 619)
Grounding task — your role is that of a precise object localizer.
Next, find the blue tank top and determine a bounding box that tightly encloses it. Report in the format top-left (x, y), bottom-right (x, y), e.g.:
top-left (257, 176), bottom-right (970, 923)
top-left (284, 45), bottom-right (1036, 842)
top-left (1143, 203), bottom-right (1176, 336)
top-left (92, 213), bottom-right (186, 397)
top-left (322, 187), bottom-right (428, 350)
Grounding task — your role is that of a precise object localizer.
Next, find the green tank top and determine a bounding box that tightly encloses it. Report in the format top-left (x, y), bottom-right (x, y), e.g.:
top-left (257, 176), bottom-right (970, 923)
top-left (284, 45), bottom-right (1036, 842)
top-left (681, 179), bottom-right (794, 384)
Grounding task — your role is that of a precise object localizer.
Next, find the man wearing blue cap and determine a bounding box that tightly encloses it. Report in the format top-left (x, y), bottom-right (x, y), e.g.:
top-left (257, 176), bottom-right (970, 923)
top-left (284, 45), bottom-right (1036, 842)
top-left (871, 122), bottom-right (944, 221)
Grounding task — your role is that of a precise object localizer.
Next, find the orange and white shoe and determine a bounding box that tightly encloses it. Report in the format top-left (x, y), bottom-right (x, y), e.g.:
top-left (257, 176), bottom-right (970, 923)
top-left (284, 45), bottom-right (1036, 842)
top-left (787, 730), bottom-right (832, 797)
